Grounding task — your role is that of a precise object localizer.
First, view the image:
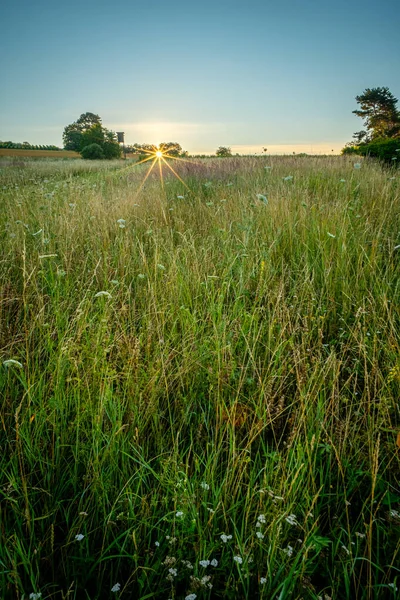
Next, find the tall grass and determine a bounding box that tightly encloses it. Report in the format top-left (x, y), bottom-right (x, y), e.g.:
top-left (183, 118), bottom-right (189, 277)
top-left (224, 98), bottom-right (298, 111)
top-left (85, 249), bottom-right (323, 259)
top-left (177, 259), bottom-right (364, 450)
top-left (0, 156), bottom-right (399, 599)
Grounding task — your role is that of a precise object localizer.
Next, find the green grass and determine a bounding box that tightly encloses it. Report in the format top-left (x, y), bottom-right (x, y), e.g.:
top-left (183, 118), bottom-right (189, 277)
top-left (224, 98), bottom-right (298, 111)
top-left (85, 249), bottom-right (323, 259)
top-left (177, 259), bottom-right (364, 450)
top-left (0, 155), bottom-right (399, 599)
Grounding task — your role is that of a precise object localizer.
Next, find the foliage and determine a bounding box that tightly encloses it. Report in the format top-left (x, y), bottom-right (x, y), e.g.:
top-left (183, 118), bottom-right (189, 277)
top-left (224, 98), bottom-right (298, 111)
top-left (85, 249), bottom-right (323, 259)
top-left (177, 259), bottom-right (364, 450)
top-left (0, 140), bottom-right (61, 150)
top-left (216, 145), bottom-right (233, 157)
top-left (342, 137), bottom-right (400, 164)
top-left (351, 87), bottom-right (400, 143)
top-left (63, 112), bottom-right (121, 159)
top-left (80, 143), bottom-right (105, 160)
top-left (0, 156), bottom-right (399, 599)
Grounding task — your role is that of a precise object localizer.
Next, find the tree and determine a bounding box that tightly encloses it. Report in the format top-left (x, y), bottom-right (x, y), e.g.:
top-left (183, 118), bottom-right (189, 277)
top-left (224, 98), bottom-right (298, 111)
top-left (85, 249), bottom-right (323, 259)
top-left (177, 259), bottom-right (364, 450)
top-left (63, 112), bottom-right (102, 151)
top-left (81, 143), bottom-right (105, 160)
top-left (63, 112), bottom-right (121, 159)
top-left (216, 146), bottom-right (232, 157)
top-left (352, 87), bottom-right (400, 141)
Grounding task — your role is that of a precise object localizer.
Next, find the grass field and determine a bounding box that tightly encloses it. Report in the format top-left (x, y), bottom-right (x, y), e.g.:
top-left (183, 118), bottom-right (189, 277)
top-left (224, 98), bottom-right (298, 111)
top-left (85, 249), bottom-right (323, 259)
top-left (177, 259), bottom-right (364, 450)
top-left (0, 155), bottom-right (399, 600)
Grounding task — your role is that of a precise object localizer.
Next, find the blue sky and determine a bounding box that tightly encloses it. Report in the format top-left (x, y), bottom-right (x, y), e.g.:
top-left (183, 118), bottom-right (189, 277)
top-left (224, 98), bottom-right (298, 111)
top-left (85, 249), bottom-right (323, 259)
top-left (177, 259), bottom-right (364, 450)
top-left (1, 0), bottom-right (399, 154)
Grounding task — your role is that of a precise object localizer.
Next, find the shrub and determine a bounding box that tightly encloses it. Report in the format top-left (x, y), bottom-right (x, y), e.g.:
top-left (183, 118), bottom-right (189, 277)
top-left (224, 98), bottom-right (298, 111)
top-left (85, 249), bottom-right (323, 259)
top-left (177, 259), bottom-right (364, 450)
top-left (80, 143), bottom-right (105, 160)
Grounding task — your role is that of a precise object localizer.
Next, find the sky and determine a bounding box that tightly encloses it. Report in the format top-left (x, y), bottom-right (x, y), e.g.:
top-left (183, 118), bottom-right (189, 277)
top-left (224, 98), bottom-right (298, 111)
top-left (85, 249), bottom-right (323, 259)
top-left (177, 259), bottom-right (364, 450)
top-left (1, 0), bottom-right (400, 155)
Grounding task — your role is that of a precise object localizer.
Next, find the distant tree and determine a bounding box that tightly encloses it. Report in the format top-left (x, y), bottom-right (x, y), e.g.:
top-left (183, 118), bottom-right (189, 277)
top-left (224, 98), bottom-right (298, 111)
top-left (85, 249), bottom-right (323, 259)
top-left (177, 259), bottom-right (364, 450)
top-left (216, 146), bottom-right (232, 157)
top-left (352, 87), bottom-right (400, 142)
top-left (63, 112), bottom-right (121, 159)
top-left (81, 143), bottom-right (105, 160)
top-left (62, 112), bottom-right (102, 151)
top-left (159, 142), bottom-right (182, 157)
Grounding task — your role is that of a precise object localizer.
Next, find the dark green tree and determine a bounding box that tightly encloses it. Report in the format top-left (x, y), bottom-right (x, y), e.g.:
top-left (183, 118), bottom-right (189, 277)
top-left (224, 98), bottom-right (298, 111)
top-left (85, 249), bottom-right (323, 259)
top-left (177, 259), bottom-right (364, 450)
top-left (352, 87), bottom-right (400, 141)
top-left (80, 143), bottom-right (105, 160)
top-left (62, 112), bottom-right (102, 151)
top-left (63, 113), bottom-right (121, 158)
top-left (216, 146), bottom-right (232, 157)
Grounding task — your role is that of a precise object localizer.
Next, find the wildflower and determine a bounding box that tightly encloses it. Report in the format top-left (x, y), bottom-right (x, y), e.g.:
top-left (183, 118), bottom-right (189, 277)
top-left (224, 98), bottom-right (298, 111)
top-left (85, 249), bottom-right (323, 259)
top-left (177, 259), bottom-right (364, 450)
top-left (117, 218), bottom-right (126, 228)
top-left (283, 175), bottom-right (293, 181)
top-left (185, 595), bottom-right (197, 600)
top-left (285, 514), bottom-right (299, 526)
top-left (283, 545), bottom-right (294, 557)
top-left (111, 583), bottom-right (121, 592)
top-left (207, 507), bottom-right (215, 513)
top-left (341, 545), bottom-right (350, 555)
top-left (168, 568), bottom-right (177, 577)
top-left (388, 583), bottom-right (398, 592)
top-left (94, 291), bottom-right (112, 299)
top-left (260, 577), bottom-right (267, 584)
top-left (257, 514), bottom-right (266, 523)
top-left (176, 511), bottom-right (183, 518)
top-left (200, 575), bottom-right (212, 588)
top-left (327, 232), bottom-right (336, 238)
top-left (220, 534), bottom-right (232, 543)
top-left (75, 534), bottom-right (84, 541)
top-left (137, 273), bottom-right (146, 279)
top-left (157, 264), bottom-right (165, 270)
top-left (199, 559), bottom-right (210, 567)
top-left (340, 179), bottom-right (346, 182)
top-left (210, 558), bottom-right (218, 567)
top-left (256, 193), bottom-right (268, 204)
top-left (181, 559), bottom-right (193, 569)
top-left (256, 531), bottom-right (264, 539)
top-left (264, 166), bottom-right (272, 170)
top-left (29, 594), bottom-right (42, 600)
top-left (177, 195), bottom-right (185, 199)
top-left (155, 541), bottom-right (160, 547)
top-left (3, 359), bottom-right (23, 369)
top-left (354, 163), bottom-right (361, 169)
top-left (79, 511), bottom-right (88, 516)
top-left (200, 481), bottom-right (210, 490)
top-left (233, 555), bottom-right (243, 564)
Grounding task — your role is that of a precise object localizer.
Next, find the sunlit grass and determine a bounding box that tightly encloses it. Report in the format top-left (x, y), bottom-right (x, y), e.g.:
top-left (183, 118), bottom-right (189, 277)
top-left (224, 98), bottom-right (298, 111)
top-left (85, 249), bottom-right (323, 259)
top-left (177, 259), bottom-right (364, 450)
top-left (0, 155), bottom-right (399, 599)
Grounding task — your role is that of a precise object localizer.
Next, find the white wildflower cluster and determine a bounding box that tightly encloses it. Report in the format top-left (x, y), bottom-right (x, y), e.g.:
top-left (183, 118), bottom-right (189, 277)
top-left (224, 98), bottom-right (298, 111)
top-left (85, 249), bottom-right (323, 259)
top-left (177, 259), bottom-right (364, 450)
top-left (266, 489), bottom-right (284, 503)
top-left (283, 544), bottom-right (294, 557)
top-left (181, 559), bottom-right (193, 570)
top-left (29, 594), bottom-right (42, 600)
top-left (111, 583), bottom-right (121, 592)
top-left (162, 555), bottom-right (176, 567)
top-left (167, 567), bottom-right (178, 581)
top-left (388, 582), bottom-right (398, 592)
top-left (255, 513), bottom-right (266, 539)
top-left (185, 594), bottom-right (197, 600)
top-left (190, 574), bottom-right (213, 590)
top-left (285, 514), bottom-right (299, 526)
top-left (200, 481), bottom-right (210, 490)
top-left (166, 535), bottom-right (177, 545)
top-left (233, 555), bottom-right (243, 565)
top-left (355, 532), bottom-right (366, 539)
top-left (207, 507), bottom-right (215, 514)
top-left (220, 533), bottom-right (232, 543)
top-left (389, 509), bottom-right (400, 522)
top-left (260, 577), bottom-right (267, 585)
top-left (176, 511), bottom-right (184, 518)
top-left (75, 533), bottom-right (84, 541)
top-left (116, 218), bottom-right (126, 228)
top-left (256, 193), bottom-right (268, 204)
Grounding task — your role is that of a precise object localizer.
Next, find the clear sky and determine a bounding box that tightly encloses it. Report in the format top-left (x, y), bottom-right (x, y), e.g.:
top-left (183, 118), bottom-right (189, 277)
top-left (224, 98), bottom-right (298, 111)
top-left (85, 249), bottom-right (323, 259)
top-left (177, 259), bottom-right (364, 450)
top-left (1, 0), bottom-right (399, 154)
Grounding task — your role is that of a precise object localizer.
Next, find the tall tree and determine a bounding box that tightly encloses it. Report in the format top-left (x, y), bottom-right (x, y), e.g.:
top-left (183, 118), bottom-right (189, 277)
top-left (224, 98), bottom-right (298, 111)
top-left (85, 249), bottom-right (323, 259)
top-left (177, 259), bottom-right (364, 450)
top-left (352, 87), bottom-right (400, 141)
top-left (63, 112), bottom-right (102, 151)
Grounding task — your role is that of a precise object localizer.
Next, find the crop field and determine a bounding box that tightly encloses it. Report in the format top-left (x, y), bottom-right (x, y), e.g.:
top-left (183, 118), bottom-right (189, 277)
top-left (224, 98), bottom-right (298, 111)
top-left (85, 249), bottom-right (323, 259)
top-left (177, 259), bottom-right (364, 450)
top-left (0, 156), bottom-right (399, 599)
top-left (0, 149), bottom-right (81, 159)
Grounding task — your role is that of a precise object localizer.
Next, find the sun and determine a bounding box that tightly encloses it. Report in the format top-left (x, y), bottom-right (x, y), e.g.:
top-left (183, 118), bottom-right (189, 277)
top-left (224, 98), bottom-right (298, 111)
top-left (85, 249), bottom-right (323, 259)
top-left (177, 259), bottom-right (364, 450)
top-left (155, 150), bottom-right (163, 158)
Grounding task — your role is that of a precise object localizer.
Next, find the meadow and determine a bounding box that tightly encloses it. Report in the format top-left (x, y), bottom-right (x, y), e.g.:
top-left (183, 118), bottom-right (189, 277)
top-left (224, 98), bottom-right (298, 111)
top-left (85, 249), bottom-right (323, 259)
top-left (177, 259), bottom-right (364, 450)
top-left (0, 155), bottom-right (399, 600)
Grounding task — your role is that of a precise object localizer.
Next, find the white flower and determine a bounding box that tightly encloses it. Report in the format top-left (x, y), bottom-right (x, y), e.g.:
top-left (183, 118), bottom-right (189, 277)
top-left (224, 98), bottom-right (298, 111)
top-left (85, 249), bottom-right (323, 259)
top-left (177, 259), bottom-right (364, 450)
top-left (176, 511), bottom-right (183, 518)
top-left (168, 568), bottom-right (177, 576)
top-left (220, 534), bottom-right (232, 543)
top-left (155, 541), bottom-right (160, 547)
top-left (200, 481), bottom-right (210, 490)
top-left (283, 545), bottom-right (293, 557)
top-left (177, 195), bottom-right (185, 199)
top-left (185, 595), bottom-right (197, 600)
top-left (94, 291), bottom-right (112, 298)
top-left (137, 273), bottom-right (146, 279)
top-left (111, 583), bottom-right (121, 592)
top-left (256, 531), bottom-right (264, 539)
top-left (29, 594), bottom-right (42, 600)
top-left (199, 559), bottom-right (210, 567)
top-left (354, 163), bottom-right (361, 169)
top-left (207, 507), bottom-right (215, 513)
top-left (157, 264), bottom-right (165, 270)
top-left (285, 514), bottom-right (299, 526)
top-left (355, 532), bottom-right (366, 539)
top-left (283, 175), bottom-right (293, 181)
top-left (256, 193), bottom-right (268, 204)
top-left (75, 534), bottom-right (84, 541)
top-left (341, 545), bottom-right (350, 555)
top-left (264, 166), bottom-right (272, 170)
top-left (233, 555), bottom-right (243, 564)
top-left (388, 583), bottom-right (398, 592)
top-left (3, 359), bottom-right (23, 369)
top-left (117, 219), bottom-right (126, 228)
top-left (327, 232), bottom-right (336, 238)
top-left (260, 577), bottom-right (267, 584)
top-left (257, 514), bottom-right (266, 523)
top-left (210, 558), bottom-right (218, 567)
